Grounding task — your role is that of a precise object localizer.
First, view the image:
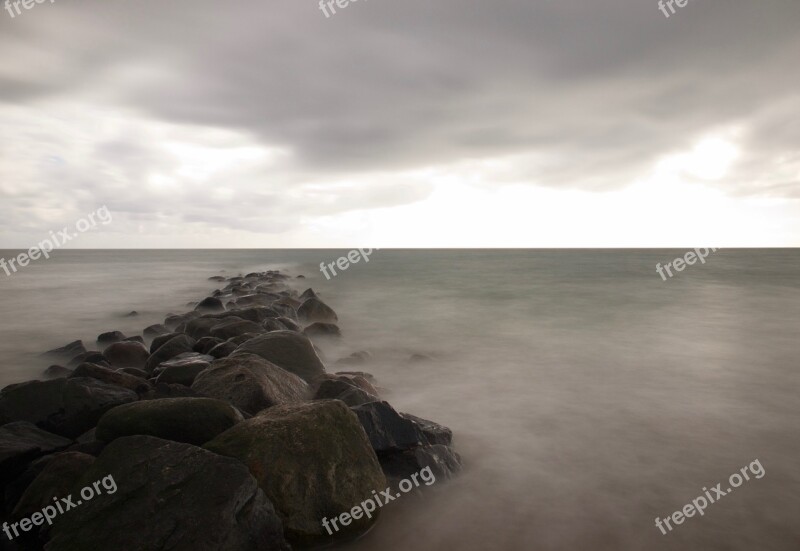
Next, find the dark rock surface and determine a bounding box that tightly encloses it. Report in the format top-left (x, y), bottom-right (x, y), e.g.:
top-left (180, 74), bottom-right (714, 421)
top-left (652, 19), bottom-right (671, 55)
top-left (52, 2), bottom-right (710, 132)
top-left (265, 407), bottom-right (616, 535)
top-left (231, 331), bottom-right (326, 383)
top-left (297, 297), bottom-right (338, 323)
top-left (102, 341), bottom-right (150, 369)
top-left (0, 422), bottom-right (72, 487)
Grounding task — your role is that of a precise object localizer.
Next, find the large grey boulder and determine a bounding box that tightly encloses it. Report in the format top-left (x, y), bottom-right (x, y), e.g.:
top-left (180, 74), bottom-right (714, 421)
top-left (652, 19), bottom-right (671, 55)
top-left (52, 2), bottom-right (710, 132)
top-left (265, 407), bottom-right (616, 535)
top-left (191, 354), bottom-right (308, 415)
top-left (231, 331), bottom-right (326, 382)
top-left (144, 335), bottom-right (196, 373)
top-left (45, 436), bottom-right (289, 551)
top-left (297, 297), bottom-right (338, 323)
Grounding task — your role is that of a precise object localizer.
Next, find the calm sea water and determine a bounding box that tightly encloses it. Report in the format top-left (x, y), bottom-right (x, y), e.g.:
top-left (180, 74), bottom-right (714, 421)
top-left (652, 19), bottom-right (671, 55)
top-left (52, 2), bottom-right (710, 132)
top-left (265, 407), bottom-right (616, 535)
top-left (1, 249), bottom-right (799, 550)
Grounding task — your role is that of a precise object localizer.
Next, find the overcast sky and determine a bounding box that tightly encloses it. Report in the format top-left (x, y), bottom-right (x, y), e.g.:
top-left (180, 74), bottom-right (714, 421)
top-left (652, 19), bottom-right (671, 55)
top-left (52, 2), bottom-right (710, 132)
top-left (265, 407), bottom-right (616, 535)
top-left (1, 0), bottom-right (798, 247)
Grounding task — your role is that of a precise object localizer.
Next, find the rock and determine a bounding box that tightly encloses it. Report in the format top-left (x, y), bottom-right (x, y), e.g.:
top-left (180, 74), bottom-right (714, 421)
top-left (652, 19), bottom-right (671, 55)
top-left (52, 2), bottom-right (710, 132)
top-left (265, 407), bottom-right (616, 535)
top-left (297, 297), bottom-right (338, 324)
top-left (124, 335), bottom-right (145, 345)
top-left (269, 303), bottom-right (297, 320)
top-left (164, 311), bottom-right (199, 331)
top-left (96, 398), bottom-right (243, 446)
top-left (143, 324), bottom-right (169, 339)
top-left (231, 331), bottom-right (326, 383)
top-left (313, 379), bottom-right (378, 407)
top-left (304, 322), bottom-right (342, 339)
top-left (45, 436), bottom-right (289, 551)
top-left (43, 365), bottom-right (73, 379)
top-left (125, 311), bottom-right (139, 317)
top-left (0, 422), bottom-right (72, 487)
top-left (401, 413), bottom-right (453, 446)
top-left (336, 370), bottom-right (377, 383)
top-left (409, 353), bottom-right (434, 363)
top-left (215, 307), bottom-right (280, 324)
top-left (118, 367), bottom-right (148, 379)
top-left (12, 452), bottom-right (95, 521)
top-left (194, 336), bottom-right (224, 355)
top-left (0, 378), bottom-right (138, 438)
top-left (195, 296), bottom-right (225, 313)
top-left (67, 351), bottom-right (106, 368)
top-left (276, 317), bottom-right (301, 332)
top-left (208, 275), bottom-right (226, 282)
top-left (296, 275), bottom-right (305, 279)
top-left (102, 341), bottom-right (150, 369)
top-left (144, 335), bottom-right (196, 373)
top-left (351, 401), bottom-right (426, 452)
top-left (154, 354), bottom-right (212, 386)
top-left (97, 331), bottom-right (126, 347)
top-left (329, 372), bottom-right (379, 395)
top-left (204, 401), bottom-right (385, 545)
top-left (149, 332), bottom-right (182, 353)
top-left (183, 317), bottom-right (226, 339)
top-left (336, 351), bottom-right (372, 366)
top-left (3, 454), bottom-right (57, 514)
top-left (191, 354), bottom-right (308, 415)
top-left (139, 382), bottom-right (198, 401)
top-left (209, 341), bottom-right (238, 359)
top-left (210, 319), bottom-right (264, 340)
top-left (379, 444), bottom-right (462, 483)
top-left (263, 318), bottom-right (287, 332)
top-left (42, 341), bottom-right (86, 361)
top-left (67, 428), bottom-right (107, 456)
top-left (70, 363), bottom-right (152, 394)
top-left (299, 288), bottom-right (318, 301)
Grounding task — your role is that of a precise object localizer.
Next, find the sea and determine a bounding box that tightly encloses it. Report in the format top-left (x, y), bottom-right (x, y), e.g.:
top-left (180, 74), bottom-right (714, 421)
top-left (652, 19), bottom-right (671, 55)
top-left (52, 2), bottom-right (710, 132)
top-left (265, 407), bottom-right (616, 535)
top-left (0, 249), bottom-right (798, 550)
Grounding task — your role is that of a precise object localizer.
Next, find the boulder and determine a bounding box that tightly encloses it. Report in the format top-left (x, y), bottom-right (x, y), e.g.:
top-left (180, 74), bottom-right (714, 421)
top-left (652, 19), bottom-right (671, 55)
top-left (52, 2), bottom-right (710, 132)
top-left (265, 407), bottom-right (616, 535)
top-left (139, 382), bottom-right (198, 401)
top-left (67, 351), bottom-right (106, 368)
top-left (297, 297), bottom-right (338, 323)
top-left (204, 401), bottom-right (385, 545)
top-left (164, 311), bottom-right (199, 331)
top-left (97, 331), bottom-right (126, 347)
top-left (42, 341), bottom-right (86, 361)
top-left (351, 401), bottom-right (426, 452)
top-left (102, 341), bottom-right (150, 368)
top-left (401, 413), bottom-right (453, 446)
top-left (149, 332), bottom-right (182, 353)
top-left (70, 363), bottom-right (152, 394)
top-left (313, 379), bottom-right (378, 407)
top-left (43, 365), bottom-right (73, 379)
top-left (124, 336), bottom-right (146, 345)
top-left (263, 319), bottom-right (287, 332)
top-left (191, 354), bottom-right (308, 415)
top-left (195, 296), bottom-right (225, 313)
top-left (299, 288), bottom-right (318, 301)
top-left (210, 319), bottom-right (264, 340)
top-left (304, 322), bottom-right (342, 339)
top-left (0, 422), bottom-right (72, 487)
top-left (209, 341), bottom-right (238, 359)
top-left (3, 454), bottom-right (57, 514)
top-left (379, 444), bottom-right (462, 483)
top-left (183, 317), bottom-right (225, 339)
top-left (154, 354), bottom-right (212, 386)
top-left (231, 331), bottom-right (326, 383)
top-left (208, 307), bottom-right (280, 323)
top-left (96, 398), bottom-right (243, 446)
top-left (118, 367), bottom-right (148, 379)
top-left (194, 336), bottom-right (224, 355)
top-left (144, 335), bottom-right (196, 373)
top-left (277, 317), bottom-right (301, 332)
top-left (0, 378), bottom-right (138, 438)
top-left (335, 351), bottom-right (372, 367)
top-left (143, 324), bottom-right (169, 339)
top-left (12, 452), bottom-right (96, 520)
top-left (45, 436), bottom-right (289, 551)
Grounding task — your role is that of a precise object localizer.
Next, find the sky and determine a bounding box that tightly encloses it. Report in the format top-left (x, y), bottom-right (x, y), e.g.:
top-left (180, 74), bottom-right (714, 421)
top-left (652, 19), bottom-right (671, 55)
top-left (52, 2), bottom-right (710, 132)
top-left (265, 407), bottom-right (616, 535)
top-left (0, 0), bottom-right (799, 248)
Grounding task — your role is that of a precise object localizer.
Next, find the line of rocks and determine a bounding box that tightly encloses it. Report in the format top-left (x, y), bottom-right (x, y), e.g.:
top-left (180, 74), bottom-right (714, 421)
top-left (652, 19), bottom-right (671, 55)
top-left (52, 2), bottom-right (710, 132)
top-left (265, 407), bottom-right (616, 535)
top-left (0, 269), bottom-right (461, 550)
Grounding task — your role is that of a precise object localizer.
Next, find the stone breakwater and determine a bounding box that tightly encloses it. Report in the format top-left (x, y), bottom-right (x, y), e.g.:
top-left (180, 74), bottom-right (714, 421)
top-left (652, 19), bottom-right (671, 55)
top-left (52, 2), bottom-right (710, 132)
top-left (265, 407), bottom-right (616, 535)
top-left (0, 269), bottom-right (461, 550)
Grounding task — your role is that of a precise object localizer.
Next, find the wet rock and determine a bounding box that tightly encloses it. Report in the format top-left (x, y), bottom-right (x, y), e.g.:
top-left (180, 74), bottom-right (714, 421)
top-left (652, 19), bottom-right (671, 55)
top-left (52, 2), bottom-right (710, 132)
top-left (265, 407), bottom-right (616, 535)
top-left (154, 354), bottom-right (212, 386)
top-left (276, 317), bottom-right (301, 332)
top-left (3, 454), bottom-right (57, 514)
top-left (304, 322), bottom-right (342, 339)
top-left (208, 341), bottom-right (238, 359)
top-left (313, 379), bottom-right (378, 407)
top-left (315, 373), bottom-right (379, 396)
top-left (125, 311), bottom-right (139, 317)
top-left (43, 366), bottom-right (73, 380)
top-left (45, 436), bottom-right (289, 551)
top-left (12, 452), bottom-right (95, 521)
top-left (299, 288), bottom-right (318, 301)
top-left (67, 428), bottom-right (107, 456)
top-left (194, 336), bottom-right (224, 355)
top-left (42, 341), bottom-right (86, 361)
top-left (269, 303), bottom-right (298, 320)
top-left (96, 398), bottom-right (243, 446)
top-left (70, 363), bottom-right (152, 394)
top-left (192, 354), bottom-right (308, 415)
top-left (195, 297), bottom-right (225, 313)
top-left (139, 382), bottom-right (198, 401)
top-left (379, 444), bottom-right (462, 483)
top-left (401, 413), bottom-right (453, 446)
top-left (118, 367), bottom-right (148, 379)
top-left (124, 336), bottom-right (145, 345)
top-left (208, 275), bottom-right (226, 282)
top-left (210, 319), bottom-right (264, 340)
top-left (102, 341), bottom-right (150, 369)
top-left (97, 331), bottom-right (126, 348)
top-left (0, 422), bottom-right (72, 488)
top-left (67, 351), bottom-right (106, 368)
top-left (164, 311), bottom-right (199, 331)
top-left (0, 378), bottom-right (138, 438)
top-left (143, 324), bottom-right (170, 339)
top-left (297, 297), bottom-right (338, 324)
top-left (149, 332), bottom-right (182, 353)
top-left (183, 317), bottom-right (226, 339)
top-left (351, 401), bottom-right (426, 452)
top-left (204, 401), bottom-right (385, 545)
top-left (231, 331), bottom-right (326, 383)
top-left (263, 318), bottom-right (287, 332)
top-left (144, 335), bottom-right (197, 373)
